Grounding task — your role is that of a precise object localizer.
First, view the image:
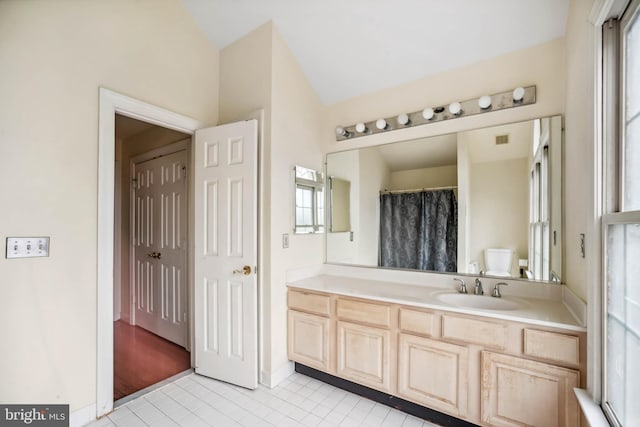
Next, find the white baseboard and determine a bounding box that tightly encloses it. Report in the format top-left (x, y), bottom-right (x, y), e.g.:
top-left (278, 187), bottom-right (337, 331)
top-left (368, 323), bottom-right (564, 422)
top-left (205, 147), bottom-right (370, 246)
top-left (260, 361), bottom-right (294, 389)
top-left (70, 403), bottom-right (96, 427)
top-left (120, 312), bottom-right (131, 324)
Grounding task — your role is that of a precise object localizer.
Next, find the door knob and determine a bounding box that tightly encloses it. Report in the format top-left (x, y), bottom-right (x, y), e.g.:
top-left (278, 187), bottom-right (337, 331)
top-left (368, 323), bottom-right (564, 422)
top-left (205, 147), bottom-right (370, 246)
top-left (233, 265), bottom-right (252, 275)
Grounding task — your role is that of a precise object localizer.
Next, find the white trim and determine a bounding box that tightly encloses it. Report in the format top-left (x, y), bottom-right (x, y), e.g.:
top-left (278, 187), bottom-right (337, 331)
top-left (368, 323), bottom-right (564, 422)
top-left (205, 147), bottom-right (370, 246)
top-left (129, 139), bottom-right (191, 165)
top-left (574, 389), bottom-right (611, 427)
top-left (260, 361), bottom-right (295, 389)
top-left (234, 110), bottom-right (266, 387)
top-left (590, 0), bottom-right (628, 25)
top-left (587, 13), bottom-right (607, 402)
top-left (97, 88), bottom-right (204, 417)
top-left (69, 403), bottom-right (96, 427)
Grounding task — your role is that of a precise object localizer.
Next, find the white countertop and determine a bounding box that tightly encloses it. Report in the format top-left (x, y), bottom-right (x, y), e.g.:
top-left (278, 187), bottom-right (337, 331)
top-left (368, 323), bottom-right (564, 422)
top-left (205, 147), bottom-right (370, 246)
top-left (288, 274), bottom-right (585, 332)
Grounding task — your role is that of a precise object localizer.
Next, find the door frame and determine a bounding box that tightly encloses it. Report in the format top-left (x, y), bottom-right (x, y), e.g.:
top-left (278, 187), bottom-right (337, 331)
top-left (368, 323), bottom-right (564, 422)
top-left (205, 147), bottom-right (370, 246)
top-left (97, 88), bottom-right (204, 417)
top-left (128, 140), bottom-right (191, 349)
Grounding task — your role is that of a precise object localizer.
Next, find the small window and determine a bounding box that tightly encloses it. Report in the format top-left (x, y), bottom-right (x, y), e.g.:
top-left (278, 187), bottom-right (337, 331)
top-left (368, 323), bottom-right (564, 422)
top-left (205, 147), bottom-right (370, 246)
top-left (294, 166), bottom-right (324, 234)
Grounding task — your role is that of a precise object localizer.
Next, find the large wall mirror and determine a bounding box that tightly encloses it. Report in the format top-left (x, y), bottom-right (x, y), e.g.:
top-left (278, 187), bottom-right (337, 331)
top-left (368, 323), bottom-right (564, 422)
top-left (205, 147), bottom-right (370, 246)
top-left (326, 115), bottom-right (563, 284)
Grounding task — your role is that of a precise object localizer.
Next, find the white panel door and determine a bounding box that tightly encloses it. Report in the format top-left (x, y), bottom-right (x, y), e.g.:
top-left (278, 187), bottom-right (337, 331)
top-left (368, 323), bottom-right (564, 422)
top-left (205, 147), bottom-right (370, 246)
top-left (133, 150), bottom-right (188, 348)
top-left (194, 120), bottom-right (258, 389)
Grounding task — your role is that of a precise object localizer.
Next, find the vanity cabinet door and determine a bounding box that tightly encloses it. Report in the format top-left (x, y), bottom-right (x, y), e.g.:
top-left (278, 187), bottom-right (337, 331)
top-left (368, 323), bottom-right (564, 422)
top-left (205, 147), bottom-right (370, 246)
top-left (481, 351), bottom-right (580, 427)
top-left (287, 310), bottom-right (330, 372)
top-left (337, 321), bottom-right (392, 393)
top-left (398, 333), bottom-right (468, 418)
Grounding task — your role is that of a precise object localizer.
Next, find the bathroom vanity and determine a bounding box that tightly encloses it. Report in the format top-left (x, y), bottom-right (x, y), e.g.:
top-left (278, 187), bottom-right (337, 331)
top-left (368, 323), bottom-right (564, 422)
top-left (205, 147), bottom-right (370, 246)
top-left (286, 274), bottom-right (585, 427)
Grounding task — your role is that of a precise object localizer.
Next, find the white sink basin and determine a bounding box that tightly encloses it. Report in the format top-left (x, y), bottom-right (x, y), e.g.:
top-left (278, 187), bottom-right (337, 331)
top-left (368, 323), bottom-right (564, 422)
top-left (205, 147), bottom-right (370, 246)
top-left (435, 292), bottom-right (520, 311)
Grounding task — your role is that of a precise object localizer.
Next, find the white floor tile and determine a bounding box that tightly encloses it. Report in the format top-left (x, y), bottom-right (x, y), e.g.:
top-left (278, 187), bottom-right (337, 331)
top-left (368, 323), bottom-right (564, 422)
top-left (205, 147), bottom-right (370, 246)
top-left (91, 373), bottom-right (447, 427)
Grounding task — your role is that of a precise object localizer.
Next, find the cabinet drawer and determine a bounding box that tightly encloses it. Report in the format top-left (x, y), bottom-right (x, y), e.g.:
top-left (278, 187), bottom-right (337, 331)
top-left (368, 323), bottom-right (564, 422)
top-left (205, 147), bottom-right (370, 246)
top-left (337, 298), bottom-right (391, 328)
top-left (399, 308), bottom-right (437, 337)
top-left (442, 315), bottom-right (506, 349)
top-left (524, 329), bottom-right (580, 366)
top-left (288, 290), bottom-right (331, 316)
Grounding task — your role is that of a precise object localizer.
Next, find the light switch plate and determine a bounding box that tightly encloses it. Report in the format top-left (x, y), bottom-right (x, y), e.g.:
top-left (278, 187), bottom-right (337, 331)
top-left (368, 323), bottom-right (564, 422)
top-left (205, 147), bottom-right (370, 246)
top-left (282, 233), bottom-right (289, 249)
top-left (6, 237), bottom-right (50, 259)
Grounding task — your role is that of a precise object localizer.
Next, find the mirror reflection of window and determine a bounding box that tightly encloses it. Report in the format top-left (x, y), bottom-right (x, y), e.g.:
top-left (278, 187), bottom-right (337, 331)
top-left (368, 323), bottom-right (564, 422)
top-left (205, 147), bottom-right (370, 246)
top-left (294, 166), bottom-right (324, 234)
top-left (529, 118), bottom-right (553, 281)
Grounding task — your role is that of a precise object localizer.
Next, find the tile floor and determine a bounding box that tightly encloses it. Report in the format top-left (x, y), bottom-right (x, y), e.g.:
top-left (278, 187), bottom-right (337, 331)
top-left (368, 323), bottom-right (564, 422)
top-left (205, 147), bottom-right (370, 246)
top-left (88, 372), bottom-right (442, 427)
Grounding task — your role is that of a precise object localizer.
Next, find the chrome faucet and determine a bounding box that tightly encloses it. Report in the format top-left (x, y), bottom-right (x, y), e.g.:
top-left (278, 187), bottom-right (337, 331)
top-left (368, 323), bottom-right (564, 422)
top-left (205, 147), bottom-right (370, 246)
top-left (474, 278), bottom-right (484, 295)
top-left (491, 282), bottom-right (509, 298)
top-left (454, 278), bottom-right (467, 294)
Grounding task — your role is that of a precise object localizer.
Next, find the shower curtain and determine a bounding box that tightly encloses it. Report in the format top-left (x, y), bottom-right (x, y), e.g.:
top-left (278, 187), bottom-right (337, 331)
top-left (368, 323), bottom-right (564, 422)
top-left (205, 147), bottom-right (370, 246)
top-left (379, 189), bottom-right (457, 272)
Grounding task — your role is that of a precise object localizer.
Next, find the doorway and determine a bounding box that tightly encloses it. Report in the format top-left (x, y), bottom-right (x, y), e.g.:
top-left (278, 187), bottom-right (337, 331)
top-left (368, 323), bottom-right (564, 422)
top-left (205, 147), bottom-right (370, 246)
top-left (97, 88), bottom-right (261, 418)
top-left (113, 115), bottom-right (192, 402)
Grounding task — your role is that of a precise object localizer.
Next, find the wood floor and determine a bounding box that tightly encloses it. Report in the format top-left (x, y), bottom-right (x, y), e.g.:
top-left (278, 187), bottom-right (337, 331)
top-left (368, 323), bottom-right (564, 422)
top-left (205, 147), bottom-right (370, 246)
top-left (114, 320), bottom-right (191, 401)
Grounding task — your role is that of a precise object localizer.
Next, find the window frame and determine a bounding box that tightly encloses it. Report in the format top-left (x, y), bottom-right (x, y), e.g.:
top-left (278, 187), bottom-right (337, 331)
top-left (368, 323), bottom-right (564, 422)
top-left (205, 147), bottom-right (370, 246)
top-left (601, 1), bottom-right (640, 425)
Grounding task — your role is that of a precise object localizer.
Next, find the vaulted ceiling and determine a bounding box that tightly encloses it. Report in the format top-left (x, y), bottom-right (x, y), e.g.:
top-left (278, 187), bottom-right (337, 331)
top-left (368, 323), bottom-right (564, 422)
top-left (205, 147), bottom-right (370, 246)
top-left (181, 0), bottom-right (569, 105)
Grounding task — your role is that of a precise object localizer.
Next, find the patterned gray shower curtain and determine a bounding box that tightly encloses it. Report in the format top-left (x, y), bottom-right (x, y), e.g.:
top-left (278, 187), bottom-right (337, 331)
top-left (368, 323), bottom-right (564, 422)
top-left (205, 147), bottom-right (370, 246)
top-left (379, 189), bottom-right (457, 271)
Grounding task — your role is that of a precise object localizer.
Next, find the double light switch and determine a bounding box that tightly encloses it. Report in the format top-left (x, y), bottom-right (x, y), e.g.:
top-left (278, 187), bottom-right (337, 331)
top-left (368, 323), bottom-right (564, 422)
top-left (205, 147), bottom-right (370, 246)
top-left (6, 237), bottom-right (50, 258)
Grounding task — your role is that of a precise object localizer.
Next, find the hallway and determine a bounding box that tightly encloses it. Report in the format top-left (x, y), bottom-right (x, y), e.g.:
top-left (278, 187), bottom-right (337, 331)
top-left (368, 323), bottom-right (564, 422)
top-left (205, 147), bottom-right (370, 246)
top-left (114, 321), bottom-right (191, 401)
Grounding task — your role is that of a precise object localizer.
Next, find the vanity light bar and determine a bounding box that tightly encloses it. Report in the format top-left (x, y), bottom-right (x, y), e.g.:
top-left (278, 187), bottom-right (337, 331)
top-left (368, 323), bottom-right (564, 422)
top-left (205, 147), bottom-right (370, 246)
top-left (335, 85), bottom-right (536, 141)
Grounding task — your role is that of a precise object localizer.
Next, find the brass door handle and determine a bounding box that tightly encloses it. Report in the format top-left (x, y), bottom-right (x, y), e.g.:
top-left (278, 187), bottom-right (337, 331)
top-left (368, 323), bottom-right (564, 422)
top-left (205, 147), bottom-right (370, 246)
top-left (147, 252), bottom-right (162, 259)
top-left (233, 265), bottom-right (251, 275)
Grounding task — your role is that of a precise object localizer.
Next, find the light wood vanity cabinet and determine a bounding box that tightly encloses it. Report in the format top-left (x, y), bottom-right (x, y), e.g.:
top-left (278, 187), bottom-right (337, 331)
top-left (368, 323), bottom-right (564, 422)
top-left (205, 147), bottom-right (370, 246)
top-left (397, 333), bottom-right (468, 417)
top-left (481, 352), bottom-right (580, 427)
top-left (286, 287), bottom-right (586, 427)
top-left (287, 290), bottom-right (332, 371)
top-left (335, 297), bottom-right (394, 393)
top-left (337, 321), bottom-right (392, 393)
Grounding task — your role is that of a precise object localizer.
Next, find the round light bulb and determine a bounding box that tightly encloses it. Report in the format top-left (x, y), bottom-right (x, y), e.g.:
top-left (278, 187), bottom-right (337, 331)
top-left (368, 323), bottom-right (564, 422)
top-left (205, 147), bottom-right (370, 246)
top-left (375, 118), bottom-right (387, 130)
top-left (355, 122), bottom-right (367, 133)
top-left (513, 87), bottom-right (525, 102)
top-left (397, 113), bottom-right (410, 126)
top-left (449, 102), bottom-right (462, 115)
top-left (335, 126), bottom-right (350, 138)
top-left (478, 95), bottom-right (492, 109)
top-left (422, 108), bottom-right (434, 120)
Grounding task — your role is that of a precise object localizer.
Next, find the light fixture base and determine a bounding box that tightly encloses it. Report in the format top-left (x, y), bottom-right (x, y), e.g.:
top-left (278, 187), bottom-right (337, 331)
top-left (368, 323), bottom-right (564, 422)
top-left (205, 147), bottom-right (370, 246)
top-left (335, 85), bottom-right (536, 141)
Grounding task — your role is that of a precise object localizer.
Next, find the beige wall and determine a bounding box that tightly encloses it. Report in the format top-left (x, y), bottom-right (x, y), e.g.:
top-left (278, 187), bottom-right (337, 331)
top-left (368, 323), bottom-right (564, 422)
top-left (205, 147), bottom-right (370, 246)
top-left (269, 28), bottom-right (325, 376)
top-left (356, 149), bottom-right (391, 265)
top-left (564, 0), bottom-right (596, 301)
top-left (323, 38), bottom-right (565, 155)
top-left (219, 23), bottom-right (325, 379)
top-left (0, 0), bottom-right (219, 412)
top-left (390, 165), bottom-right (458, 190)
top-left (469, 158), bottom-right (529, 273)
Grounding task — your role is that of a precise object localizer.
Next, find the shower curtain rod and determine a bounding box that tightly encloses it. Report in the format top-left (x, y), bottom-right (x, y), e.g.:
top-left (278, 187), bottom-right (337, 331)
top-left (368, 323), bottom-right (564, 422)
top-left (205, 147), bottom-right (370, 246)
top-left (379, 185), bottom-right (458, 195)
